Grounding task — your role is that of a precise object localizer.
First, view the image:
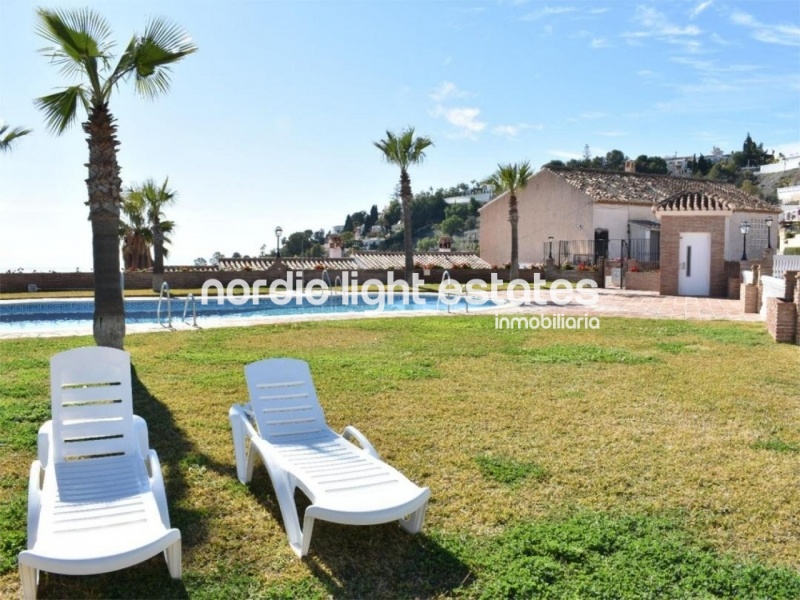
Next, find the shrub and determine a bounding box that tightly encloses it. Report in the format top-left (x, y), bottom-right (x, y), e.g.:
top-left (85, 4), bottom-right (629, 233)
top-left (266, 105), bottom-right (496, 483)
top-left (783, 247), bottom-right (800, 255)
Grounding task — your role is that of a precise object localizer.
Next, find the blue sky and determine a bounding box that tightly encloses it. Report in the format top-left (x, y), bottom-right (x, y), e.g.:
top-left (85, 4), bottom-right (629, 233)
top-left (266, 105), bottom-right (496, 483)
top-left (1, 0), bottom-right (798, 271)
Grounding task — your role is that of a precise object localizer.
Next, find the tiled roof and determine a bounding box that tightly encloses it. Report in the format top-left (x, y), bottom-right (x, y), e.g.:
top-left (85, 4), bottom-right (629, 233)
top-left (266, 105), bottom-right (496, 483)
top-left (351, 252), bottom-right (490, 269)
top-left (539, 167), bottom-right (780, 212)
top-left (655, 189), bottom-right (780, 213)
top-left (212, 253), bottom-right (490, 272)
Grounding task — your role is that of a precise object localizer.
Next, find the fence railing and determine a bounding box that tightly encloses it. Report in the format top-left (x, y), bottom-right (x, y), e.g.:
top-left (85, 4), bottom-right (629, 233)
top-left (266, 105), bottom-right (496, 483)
top-left (543, 239), bottom-right (660, 270)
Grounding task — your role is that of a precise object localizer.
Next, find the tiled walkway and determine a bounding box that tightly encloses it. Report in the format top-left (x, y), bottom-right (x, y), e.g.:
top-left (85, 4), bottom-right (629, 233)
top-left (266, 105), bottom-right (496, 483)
top-left (501, 288), bottom-right (762, 322)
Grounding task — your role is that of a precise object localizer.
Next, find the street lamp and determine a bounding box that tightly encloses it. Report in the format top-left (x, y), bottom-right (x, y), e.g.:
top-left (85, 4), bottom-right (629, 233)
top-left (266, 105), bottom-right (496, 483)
top-left (740, 221), bottom-right (750, 261)
top-left (765, 216), bottom-right (773, 250)
top-left (548, 236), bottom-right (554, 260)
top-left (275, 226), bottom-right (283, 258)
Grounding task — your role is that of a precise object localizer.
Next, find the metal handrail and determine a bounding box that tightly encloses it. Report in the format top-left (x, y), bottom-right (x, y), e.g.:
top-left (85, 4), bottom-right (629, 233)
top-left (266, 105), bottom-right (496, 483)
top-left (182, 293), bottom-right (198, 327)
top-left (156, 282), bottom-right (172, 328)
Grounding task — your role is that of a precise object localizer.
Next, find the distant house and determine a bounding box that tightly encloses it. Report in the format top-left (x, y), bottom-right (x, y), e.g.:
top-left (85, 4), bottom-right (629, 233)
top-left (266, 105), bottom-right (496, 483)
top-left (443, 185), bottom-right (495, 205)
top-left (664, 146), bottom-right (728, 177)
top-left (479, 166), bottom-right (779, 297)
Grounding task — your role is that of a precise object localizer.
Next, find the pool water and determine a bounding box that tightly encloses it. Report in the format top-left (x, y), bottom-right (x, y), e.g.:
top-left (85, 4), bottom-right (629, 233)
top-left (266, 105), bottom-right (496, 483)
top-left (0, 293), bottom-right (504, 334)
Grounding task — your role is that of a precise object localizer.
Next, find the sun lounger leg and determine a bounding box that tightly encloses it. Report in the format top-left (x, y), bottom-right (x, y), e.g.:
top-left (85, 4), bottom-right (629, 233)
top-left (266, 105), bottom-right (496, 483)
top-left (165, 538), bottom-right (182, 579)
top-left (19, 563), bottom-right (37, 600)
top-left (301, 514), bottom-right (316, 557)
top-left (398, 501), bottom-right (428, 534)
top-left (270, 471), bottom-right (306, 557)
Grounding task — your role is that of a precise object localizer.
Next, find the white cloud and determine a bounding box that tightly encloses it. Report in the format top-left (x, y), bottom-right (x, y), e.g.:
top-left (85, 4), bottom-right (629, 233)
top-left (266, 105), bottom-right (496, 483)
top-left (591, 38), bottom-right (610, 48)
top-left (623, 6), bottom-right (702, 45)
top-left (589, 8), bottom-right (609, 15)
top-left (432, 106), bottom-right (486, 138)
top-left (548, 149), bottom-right (583, 160)
top-left (520, 6), bottom-right (576, 21)
top-left (430, 81), bottom-right (467, 102)
top-left (492, 123), bottom-right (544, 137)
top-left (690, 0), bottom-right (713, 19)
top-left (637, 69), bottom-right (656, 77)
top-left (730, 11), bottom-right (800, 46)
top-left (579, 111), bottom-right (607, 120)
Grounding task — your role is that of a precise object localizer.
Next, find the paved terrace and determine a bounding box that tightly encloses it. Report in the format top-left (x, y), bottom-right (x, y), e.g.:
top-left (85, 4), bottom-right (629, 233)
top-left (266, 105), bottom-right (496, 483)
top-left (500, 288), bottom-right (761, 322)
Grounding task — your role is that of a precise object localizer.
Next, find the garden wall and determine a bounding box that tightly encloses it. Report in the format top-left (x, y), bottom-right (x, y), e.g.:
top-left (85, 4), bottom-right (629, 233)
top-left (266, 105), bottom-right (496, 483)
top-left (1, 267), bottom-right (545, 294)
top-left (624, 271), bottom-right (660, 292)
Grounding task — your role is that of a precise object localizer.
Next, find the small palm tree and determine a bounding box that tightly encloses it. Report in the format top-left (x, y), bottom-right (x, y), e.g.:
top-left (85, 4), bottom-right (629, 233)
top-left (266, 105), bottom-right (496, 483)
top-left (124, 178), bottom-right (177, 290)
top-left (484, 161), bottom-right (533, 279)
top-left (374, 128), bottom-right (433, 278)
top-left (120, 195), bottom-right (153, 271)
top-left (0, 124), bottom-right (31, 152)
top-left (35, 8), bottom-right (196, 349)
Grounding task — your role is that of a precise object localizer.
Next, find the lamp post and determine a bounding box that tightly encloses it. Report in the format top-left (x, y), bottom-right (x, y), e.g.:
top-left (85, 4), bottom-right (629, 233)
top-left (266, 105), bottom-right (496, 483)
top-left (740, 221), bottom-right (750, 261)
top-left (275, 226), bottom-right (283, 258)
top-left (548, 236), bottom-right (554, 260)
top-left (765, 216), bottom-right (773, 250)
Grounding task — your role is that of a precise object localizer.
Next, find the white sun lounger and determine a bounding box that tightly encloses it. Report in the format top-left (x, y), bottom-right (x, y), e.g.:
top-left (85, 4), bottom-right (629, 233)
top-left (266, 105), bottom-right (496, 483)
top-left (18, 347), bottom-right (181, 600)
top-left (229, 358), bottom-right (430, 557)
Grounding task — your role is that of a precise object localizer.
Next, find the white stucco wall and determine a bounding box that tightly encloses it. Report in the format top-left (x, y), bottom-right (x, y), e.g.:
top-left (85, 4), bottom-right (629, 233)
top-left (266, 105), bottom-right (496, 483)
top-left (479, 170), bottom-right (595, 266)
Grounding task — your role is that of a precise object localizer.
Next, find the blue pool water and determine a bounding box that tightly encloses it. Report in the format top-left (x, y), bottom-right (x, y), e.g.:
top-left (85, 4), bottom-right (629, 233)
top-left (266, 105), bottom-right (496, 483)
top-left (0, 293), bottom-right (504, 334)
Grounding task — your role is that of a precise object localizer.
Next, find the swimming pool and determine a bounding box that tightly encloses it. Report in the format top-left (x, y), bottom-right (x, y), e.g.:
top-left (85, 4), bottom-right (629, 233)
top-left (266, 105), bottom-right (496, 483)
top-left (0, 292), bottom-right (507, 336)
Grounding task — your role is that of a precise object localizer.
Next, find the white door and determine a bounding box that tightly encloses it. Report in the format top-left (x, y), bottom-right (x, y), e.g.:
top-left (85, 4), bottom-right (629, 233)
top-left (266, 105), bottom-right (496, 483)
top-left (678, 232), bottom-right (711, 296)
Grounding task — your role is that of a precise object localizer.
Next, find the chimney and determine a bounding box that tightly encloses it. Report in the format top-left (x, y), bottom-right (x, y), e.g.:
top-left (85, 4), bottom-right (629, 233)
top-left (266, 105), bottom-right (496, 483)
top-left (327, 234), bottom-right (343, 259)
top-left (625, 159), bottom-right (636, 173)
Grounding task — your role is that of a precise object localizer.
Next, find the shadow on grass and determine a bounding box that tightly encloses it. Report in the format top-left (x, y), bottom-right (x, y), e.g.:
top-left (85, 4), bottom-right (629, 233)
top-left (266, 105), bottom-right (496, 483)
top-left (248, 475), bottom-right (470, 598)
top-left (35, 365), bottom-right (210, 600)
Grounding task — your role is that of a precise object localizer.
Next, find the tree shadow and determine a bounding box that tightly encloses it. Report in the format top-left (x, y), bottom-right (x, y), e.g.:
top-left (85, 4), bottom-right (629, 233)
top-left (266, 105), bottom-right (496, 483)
top-left (36, 365), bottom-right (208, 599)
top-left (247, 472), bottom-right (471, 599)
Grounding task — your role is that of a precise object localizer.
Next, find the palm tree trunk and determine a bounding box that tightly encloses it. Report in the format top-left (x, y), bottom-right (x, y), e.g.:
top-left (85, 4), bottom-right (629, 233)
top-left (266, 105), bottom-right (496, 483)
top-left (152, 224), bottom-right (164, 292)
top-left (509, 194), bottom-right (519, 280)
top-left (84, 103), bottom-right (125, 349)
top-left (400, 168), bottom-right (414, 279)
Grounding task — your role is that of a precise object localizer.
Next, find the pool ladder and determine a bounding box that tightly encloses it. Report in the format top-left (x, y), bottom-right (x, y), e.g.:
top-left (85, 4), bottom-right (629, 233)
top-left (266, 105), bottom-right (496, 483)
top-left (157, 282), bottom-right (199, 329)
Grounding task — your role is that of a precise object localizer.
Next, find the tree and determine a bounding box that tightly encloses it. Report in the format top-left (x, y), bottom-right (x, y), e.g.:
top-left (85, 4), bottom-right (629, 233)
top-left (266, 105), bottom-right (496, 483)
top-left (210, 251), bottom-right (224, 266)
top-left (374, 127), bottom-right (434, 277)
top-left (194, 257), bottom-right (207, 266)
top-left (635, 154), bottom-right (668, 175)
top-left (605, 149), bottom-right (627, 171)
top-left (120, 195), bottom-right (153, 270)
top-left (381, 198), bottom-right (402, 229)
top-left (35, 8), bottom-right (196, 348)
top-left (124, 178), bottom-right (177, 291)
top-left (542, 159), bottom-right (565, 169)
top-left (440, 215), bottom-right (466, 236)
top-left (0, 124), bottom-right (31, 152)
top-left (344, 213), bottom-right (354, 233)
top-left (483, 161), bottom-right (533, 279)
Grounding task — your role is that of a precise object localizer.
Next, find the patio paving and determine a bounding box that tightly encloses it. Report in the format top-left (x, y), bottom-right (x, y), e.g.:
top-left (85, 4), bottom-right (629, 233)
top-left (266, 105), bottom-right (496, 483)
top-left (501, 288), bottom-right (762, 322)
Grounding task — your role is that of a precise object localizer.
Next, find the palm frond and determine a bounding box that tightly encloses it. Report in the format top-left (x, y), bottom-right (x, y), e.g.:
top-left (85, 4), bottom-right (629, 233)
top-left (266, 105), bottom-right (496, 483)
top-left (34, 86), bottom-right (88, 134)
top-left (375, 127), bottom-right (433, 170)
top-left (483, 161), bottom-right (533, 195)
top-left (107, 18), bottom-right (197, 99)
top-left (36, 8), bottom-right (113, 94)
top-left (0, 125), bottom-right (32, 153)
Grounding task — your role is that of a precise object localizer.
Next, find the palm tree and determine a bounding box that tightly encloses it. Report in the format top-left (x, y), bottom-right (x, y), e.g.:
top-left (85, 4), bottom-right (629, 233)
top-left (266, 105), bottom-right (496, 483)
top-left (35, 8), bottom-right (196, 349)
top-left (374, 128), bottom-right (433, 278)
top-left (0, 124), bottom-right (31, 152)
top-left (120, 194), bottom-right (153, 271)
top-left (483, 161), bottom-right (533, 280)
top-left (125, 178), bottom-right (177, 290)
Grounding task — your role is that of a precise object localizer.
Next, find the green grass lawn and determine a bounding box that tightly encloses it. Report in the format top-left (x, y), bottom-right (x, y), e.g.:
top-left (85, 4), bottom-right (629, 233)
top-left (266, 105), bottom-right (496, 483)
top-left (1, 316), bottom-right (799, 598)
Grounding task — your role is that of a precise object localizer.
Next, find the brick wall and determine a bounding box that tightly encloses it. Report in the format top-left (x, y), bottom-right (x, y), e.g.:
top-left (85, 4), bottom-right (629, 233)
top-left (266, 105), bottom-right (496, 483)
top-left (625, 271), bottom-right (660, 292)
top-left (740, 284), bottom-right (759, 312)
top-left (765, 297), bottom-right (797, 343)
top-left (659, 215), bottom-right (727, 297)
top-left (1, 268), bottom-right (545, 294)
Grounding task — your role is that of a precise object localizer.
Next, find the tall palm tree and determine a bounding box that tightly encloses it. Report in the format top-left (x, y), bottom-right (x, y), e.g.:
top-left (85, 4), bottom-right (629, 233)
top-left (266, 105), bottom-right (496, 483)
top-left (0, 124), bottom-right (31, 152)
top-left (484, 161), bottom-right (533, 280)
top-left (125, 178), bottom-right (177, 290)
top-left (374, 127), bottom-right (433, 278)
top-left (35, 8), bottom-right (196, 349)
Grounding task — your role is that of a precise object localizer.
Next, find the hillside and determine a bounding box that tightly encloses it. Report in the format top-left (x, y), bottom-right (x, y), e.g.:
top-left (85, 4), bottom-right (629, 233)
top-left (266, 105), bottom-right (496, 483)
top-left (756, 168), bottom-right (800, 203)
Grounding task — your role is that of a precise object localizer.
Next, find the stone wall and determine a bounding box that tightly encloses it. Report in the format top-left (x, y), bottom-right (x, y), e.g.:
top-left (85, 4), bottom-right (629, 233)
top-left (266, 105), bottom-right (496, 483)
top-left (765, 297), bottom-right (797, 343)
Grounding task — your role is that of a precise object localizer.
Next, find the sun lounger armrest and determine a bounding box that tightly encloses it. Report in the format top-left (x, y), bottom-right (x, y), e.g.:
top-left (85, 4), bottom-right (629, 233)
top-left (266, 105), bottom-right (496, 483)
top-left (134, 415), bottom-right (150, 457)
top-left (37, 420), bottom-right (53, 468)
top-left (145, 449), bottom-right (172, 528)
top-left (342, 425), bottom-right (380, 459)
top-left (26, 460), bottom-right (44, 548)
